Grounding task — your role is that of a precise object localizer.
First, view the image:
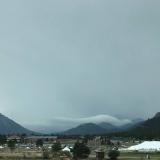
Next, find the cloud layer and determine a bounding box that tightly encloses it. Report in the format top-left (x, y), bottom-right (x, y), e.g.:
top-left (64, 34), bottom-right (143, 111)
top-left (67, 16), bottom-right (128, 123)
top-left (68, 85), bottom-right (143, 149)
top-left (54, 114), bottom-right (131, 126)
top-left (0, 0), bottom-right (159, 125)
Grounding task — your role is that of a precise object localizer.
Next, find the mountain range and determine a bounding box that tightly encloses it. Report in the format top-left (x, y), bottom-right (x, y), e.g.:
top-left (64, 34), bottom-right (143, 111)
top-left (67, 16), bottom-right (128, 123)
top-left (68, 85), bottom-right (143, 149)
top-left (1, 112), bottom-right (160, 137)
top-left (62, 119), bottom-right (143, 135)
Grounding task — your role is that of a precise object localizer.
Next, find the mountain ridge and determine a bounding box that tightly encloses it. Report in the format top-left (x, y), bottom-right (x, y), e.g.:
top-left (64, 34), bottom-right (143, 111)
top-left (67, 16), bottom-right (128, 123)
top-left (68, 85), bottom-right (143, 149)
top-left (0, 113), bottom-right (35, 135)
top-left (62, 119), bottom-right (144, 135)
top-left (128, 112), bottom-right (160, 137)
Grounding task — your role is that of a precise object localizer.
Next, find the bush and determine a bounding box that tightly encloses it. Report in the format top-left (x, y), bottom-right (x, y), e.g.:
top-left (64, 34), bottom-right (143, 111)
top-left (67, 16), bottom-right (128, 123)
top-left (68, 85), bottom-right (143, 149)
top-left (108, 150), bottom-right (120, 160)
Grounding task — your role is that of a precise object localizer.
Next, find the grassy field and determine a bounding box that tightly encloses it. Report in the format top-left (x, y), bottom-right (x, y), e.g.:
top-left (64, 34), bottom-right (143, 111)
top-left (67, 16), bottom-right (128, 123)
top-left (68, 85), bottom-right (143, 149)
top-left (118, 152), bottom-right (160, 160)
top-left (0, 149), bottom-right (160, 159)
top-left (89, 152), bottom-right (160, 160)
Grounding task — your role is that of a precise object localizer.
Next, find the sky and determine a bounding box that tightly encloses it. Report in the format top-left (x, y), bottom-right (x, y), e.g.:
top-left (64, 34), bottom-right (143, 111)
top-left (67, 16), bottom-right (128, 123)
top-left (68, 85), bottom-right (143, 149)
top-left (0, 0), bottom-right (160, 130)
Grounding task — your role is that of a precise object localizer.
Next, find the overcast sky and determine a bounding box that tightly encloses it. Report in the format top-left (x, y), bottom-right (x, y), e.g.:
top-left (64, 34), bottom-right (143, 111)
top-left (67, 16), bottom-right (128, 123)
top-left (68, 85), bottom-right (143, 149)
top-left (0, 0), bottom-right (160, 128)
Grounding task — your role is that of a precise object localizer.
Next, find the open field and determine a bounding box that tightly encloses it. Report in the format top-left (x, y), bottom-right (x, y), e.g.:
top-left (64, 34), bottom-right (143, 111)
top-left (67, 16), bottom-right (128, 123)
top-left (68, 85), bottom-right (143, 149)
top-left (0, 150), bottom-right (160, 160)
top-left (88, 152), bottom-right (160, 160)
top-left (1, 135), bottom-right (160, 159)
top-left (112, 152), bottom-right (160, 160)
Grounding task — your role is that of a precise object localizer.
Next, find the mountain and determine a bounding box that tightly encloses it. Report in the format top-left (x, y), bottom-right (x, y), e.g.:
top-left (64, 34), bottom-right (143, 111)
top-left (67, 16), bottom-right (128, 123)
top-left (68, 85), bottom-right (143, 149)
top-left (128, 113), bottom-right (160, 137)
top-left (98, 120), bottom-right (144, 133)
top-left (0, 113), bottom-right (34, 135)
top-left (63, 123), bottom-right (107, 135)
top-left (120, 118), bottom-right (144, 131)
top-left (62, 118), bottom-right (144, 135)
top-left (154, 112), bottom-right (160, 118)
top-left (98, 122), bottom-right (118, 131)
top-left (131, 118), bottom-right (144, 124)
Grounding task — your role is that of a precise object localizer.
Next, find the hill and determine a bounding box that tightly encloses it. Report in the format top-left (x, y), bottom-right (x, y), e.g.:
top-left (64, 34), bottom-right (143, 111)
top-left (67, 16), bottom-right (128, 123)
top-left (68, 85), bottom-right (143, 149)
top-left (0, 113), bottom-right (34, 135)
top-left (63, 123), bottom-right (107, 135)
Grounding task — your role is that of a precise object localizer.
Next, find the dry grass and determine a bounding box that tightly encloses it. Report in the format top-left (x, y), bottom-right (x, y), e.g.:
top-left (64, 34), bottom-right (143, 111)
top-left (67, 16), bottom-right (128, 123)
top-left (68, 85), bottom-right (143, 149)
top-left (0, 149), bottom-right (160, 160)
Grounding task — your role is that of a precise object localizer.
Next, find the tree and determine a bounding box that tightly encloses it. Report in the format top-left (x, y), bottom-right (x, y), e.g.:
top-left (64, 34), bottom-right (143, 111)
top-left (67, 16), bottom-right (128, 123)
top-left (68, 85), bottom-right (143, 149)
top-left (36, 139), bottom-right (43, 147)
top-left (7, 140), bottom-right (16, 151)
top-left (42, 148), bottom-right (50, 159)
top-left (106, 139), bottom-right (112, 146)
top-left (117, 141), bottom-right (121, 147)
top-left (0, 135), bottom-right (7, 145)
top-left (108, 150), bottom-right (120, 160)
top-left (82, 136), bottom-right (89, 144)
top-left (52, 141), bottom-right (62, 154)
top-left (20, 134), bottom-right (26, 143)
top-left (72, 141), bottom-right (90, 159)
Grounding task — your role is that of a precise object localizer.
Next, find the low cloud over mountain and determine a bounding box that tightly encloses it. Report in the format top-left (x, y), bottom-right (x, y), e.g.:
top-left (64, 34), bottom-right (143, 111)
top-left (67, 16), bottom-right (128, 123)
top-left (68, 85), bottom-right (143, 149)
top-left (26, 114), bottom-right (144, 134)
top-left (54, 114), bottom-right (131, 126)
top-left (31, 114), bottom-right (132, 133)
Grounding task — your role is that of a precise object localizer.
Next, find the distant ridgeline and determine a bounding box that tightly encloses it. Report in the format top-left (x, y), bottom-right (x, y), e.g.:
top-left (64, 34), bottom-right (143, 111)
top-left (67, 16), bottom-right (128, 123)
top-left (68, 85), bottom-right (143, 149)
top-left (62, 112), bottom-right (160, 139)
top-left (0, 112), bottom-right (160, 138)
top-left (62, 119), bottom-right (143, 136)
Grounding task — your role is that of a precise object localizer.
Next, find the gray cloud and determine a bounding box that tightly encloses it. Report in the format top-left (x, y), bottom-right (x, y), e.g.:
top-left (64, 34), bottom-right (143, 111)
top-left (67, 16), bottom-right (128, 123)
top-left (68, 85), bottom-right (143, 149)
top-left (0, 0), bottom-right (159, 127)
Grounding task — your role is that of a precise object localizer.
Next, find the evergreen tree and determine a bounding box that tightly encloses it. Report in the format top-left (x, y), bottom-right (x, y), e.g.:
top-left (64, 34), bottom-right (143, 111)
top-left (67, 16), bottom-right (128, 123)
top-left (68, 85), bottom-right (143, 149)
top-left (52, 141), bottom-right (62, 153)
top-left (0, 135), bottom-right (7, 145)
top-left (7, 140), bottom-right (16, 151)
top-left (72, 141), bottom-right (90, 159)
top-left (36, 139), bottom-right (43, 147)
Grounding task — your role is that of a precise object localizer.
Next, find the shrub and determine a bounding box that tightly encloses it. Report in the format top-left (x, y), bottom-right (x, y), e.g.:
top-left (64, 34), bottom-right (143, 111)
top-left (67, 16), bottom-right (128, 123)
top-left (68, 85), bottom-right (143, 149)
top-left (108, 150), bottom-right (120, 160)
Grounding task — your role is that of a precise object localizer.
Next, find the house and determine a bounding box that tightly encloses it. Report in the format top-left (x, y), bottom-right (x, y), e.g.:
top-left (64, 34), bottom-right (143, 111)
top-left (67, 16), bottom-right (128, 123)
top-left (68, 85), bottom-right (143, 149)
top-left (7, 135), bottom-right (21, 142)
top-left (25, 136), bottom-right (57, 143)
